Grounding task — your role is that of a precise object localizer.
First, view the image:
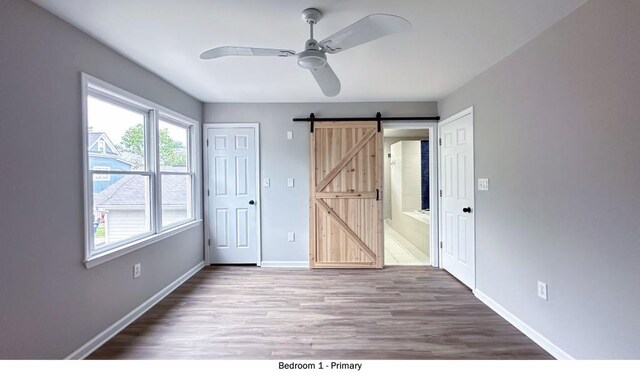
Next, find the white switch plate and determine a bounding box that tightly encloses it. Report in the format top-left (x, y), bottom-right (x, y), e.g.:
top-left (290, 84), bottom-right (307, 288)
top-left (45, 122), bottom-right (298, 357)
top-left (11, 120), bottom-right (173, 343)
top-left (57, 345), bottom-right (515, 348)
top-left (263, 178), bottom-right (270, 187)
top-left (537, 281), bottom-right (548, 300)
top-left (133, 263), bottom-right (141, 279)
top-left (286, 130), bottom-right (293, 140)
top-left (287, 178), bottom-right (295, 187)
top-left (288, 232), bottom-right (295, 242)
top-left (478, 178), bottom-right (490, 191)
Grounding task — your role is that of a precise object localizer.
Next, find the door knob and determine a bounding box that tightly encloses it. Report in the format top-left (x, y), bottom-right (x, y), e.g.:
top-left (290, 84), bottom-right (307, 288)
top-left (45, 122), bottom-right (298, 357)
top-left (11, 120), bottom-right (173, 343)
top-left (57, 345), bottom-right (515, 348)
top-left (463, 207), bottom-right (472, 213)
top-left (249, 200), bottom-right (255, 205)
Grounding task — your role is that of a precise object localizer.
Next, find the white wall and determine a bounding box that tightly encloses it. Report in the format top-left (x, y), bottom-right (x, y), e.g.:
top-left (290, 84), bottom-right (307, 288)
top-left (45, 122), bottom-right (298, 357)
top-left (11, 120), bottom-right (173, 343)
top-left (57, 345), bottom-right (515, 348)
top-left (439, 0), bottom-right (640, 359)
top-left (388, 141), bottom-right (429, 258)
top-left (400, 141), bottom-right (422, 211)
top-left (203, 102), bottom-right (437, 263)
top-left (0, 0), bottom-right (203, 359)
top-left (389, 141), bottom-right (404, 221)
top-left (383, 134), bottom-right (428, 219)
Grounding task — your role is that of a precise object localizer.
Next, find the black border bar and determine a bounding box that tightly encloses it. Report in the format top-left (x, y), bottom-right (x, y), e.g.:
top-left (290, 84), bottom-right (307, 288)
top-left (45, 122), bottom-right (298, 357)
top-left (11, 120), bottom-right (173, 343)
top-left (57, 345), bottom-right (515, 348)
top-left (295, 113), bottom-right (440, 132)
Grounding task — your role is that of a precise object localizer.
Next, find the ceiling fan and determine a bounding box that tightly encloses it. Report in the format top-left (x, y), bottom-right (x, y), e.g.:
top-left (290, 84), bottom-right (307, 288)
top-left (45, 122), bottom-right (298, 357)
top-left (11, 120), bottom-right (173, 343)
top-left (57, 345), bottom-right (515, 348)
top-left (199, 8), bottom-right (412, 97)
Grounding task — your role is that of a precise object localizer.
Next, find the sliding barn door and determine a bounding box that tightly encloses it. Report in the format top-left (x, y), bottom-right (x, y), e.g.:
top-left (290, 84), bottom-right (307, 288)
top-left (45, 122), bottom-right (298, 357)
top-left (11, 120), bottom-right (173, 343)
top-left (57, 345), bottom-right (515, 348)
top-left (310, 121), bottom-right (383, 268)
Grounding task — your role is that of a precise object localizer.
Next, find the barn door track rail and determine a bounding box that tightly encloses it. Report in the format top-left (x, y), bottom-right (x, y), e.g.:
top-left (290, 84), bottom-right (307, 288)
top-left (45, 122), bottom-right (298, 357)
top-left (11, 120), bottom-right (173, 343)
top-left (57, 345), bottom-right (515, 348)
top-left (293, 112), bottom-right (441, 132)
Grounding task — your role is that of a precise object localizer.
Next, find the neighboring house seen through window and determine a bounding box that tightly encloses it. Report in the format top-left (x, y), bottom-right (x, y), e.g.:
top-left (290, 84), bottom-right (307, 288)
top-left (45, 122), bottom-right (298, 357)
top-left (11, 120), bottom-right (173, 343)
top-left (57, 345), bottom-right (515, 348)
top-left (92, 166), bottom-right (111, 181)
top-left (83, 74), bottom-right (199, 267)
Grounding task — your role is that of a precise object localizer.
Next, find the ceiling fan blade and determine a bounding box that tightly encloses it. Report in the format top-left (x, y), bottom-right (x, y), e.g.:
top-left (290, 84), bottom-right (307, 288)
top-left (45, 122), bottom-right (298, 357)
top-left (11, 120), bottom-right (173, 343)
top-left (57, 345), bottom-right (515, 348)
top-left (310, 63), bottom-right (341, 97)
top-left (200, 46), bottom-right (296, 60)
top-left (319, 14), bottom-right (411, 54)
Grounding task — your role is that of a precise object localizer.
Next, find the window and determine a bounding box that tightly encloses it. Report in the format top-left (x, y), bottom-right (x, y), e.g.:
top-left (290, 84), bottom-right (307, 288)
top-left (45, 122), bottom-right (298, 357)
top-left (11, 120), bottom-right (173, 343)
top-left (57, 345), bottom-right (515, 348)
top-left (159, 119), bottom-right (194, 228)
top-left (83, 74), bottom-right (199, 267)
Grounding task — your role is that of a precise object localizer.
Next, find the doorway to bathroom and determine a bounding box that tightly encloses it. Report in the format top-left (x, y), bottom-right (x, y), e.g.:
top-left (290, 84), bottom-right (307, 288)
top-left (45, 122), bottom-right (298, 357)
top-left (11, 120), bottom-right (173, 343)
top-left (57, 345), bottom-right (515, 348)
top-left (383, 125), bottom-right (434, 266)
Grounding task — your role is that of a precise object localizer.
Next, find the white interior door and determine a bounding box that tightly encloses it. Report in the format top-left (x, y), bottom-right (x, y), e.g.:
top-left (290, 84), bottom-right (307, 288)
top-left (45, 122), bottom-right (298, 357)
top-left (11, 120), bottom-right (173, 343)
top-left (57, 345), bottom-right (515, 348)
top-left (207, 127), bottom-right (258, 264)
top-left (439, 109), bottom-right (475, 288)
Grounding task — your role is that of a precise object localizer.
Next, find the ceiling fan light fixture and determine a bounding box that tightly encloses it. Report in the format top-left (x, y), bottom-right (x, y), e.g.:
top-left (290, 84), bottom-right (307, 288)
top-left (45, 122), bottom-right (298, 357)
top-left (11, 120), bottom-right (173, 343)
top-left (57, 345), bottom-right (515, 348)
top-left (199, 8), bottom-right (412, 97)
top-left (297, 49), bottom-right (327, 69)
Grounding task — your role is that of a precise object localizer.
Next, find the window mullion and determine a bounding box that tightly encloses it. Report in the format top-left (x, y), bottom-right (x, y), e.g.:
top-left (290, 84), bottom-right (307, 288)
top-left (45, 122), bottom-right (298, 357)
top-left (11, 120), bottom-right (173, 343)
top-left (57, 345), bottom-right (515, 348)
top-left (150, 109), bottom-right (162, 234)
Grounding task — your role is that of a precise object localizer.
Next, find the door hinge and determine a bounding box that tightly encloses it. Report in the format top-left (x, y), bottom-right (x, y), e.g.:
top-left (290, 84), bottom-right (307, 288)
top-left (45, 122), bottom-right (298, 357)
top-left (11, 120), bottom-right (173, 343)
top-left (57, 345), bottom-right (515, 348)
top-left (206, 139), bottom-right (209, 147)
top-left (440, 241), bottom-right (443, 249)
top-left (439, 189), bottom-right (442, 197)
top-left (439, 138), bottom-right (442, 146)
top-left (207, 189), bottom-right (210, 196)
top-left (208, 239), bottom-right (211, 246)
top-left (376, 188), bottom-right (380, 201)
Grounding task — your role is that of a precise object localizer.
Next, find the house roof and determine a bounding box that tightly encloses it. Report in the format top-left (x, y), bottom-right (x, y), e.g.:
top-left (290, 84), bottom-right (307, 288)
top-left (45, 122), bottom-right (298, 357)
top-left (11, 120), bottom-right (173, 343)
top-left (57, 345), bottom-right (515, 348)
top-left (89, 132), bottom-right (121, 156)
top-left (94, 173), bottom-right (188, 208)
top-left (88, 133), bottom-right (103, 146)
top-left (89, 132), bottom-right (139, 167)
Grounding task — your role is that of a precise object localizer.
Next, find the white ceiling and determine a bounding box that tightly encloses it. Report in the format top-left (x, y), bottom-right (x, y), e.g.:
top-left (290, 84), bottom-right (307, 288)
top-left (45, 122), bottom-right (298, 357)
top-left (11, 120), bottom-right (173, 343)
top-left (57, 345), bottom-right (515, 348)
top-left (32, 0), bottom-right (587, 103)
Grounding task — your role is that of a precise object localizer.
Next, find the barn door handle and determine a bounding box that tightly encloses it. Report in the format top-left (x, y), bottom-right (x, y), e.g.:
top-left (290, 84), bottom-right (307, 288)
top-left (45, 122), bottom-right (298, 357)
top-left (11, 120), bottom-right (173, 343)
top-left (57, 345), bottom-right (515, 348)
top-left (463, 207), bottom-right (472, 213)
top-left (376, 189), bottom-right (380, 201)
top-left (249, 200), bottom-right (255, 205)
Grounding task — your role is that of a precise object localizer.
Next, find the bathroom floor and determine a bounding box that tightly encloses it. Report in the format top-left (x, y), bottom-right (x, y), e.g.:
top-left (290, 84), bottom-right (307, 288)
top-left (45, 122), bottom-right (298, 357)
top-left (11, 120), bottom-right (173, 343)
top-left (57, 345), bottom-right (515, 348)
top-left (384, 223), bottom-right (430, 266)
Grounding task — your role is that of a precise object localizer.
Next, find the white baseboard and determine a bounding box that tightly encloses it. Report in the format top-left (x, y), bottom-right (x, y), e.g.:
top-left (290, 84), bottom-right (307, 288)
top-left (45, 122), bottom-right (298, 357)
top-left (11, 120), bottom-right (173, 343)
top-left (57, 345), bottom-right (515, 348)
top-left (66, 261), bottom-right (205, 360)
top-left (473, 289), bottom-right (574, 360)
top-left (260, 261), bottom-right (308, 268)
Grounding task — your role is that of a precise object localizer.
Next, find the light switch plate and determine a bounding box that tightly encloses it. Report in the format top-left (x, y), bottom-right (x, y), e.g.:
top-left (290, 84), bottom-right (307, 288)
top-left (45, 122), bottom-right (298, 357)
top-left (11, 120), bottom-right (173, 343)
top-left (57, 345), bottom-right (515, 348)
top-left (287, 130), bottom-right (293, 140)
top-left (263, 178), bottom-right (270, 187)
top-left (478, 178), bottom-right (490, 191)
top-left (288, 232), bottom-right (295, 242)
top-left (287, 178), bottom-right (294, 187)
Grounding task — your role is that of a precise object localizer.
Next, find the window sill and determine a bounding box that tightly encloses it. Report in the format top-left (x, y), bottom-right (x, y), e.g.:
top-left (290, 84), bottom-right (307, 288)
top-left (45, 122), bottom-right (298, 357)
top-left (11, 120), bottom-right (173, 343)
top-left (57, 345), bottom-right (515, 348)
top-left (84, 219), bottom-right (202, 269)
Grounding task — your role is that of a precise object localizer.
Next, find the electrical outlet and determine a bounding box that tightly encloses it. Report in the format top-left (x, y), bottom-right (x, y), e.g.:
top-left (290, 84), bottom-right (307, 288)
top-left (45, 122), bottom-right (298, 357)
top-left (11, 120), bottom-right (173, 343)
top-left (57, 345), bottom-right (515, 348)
top-left (537, 281), bottom-right (548, 300)
top-left (287, 130), bottom-right (293, 140)
top-left (287, 178), bottom-right (295, 187)
top-left (288, 232), bottom-right (295, 242)
top-left (133, 263), bottom-right (141, 279)
top-left (263, 178), bottom-right (270, 187)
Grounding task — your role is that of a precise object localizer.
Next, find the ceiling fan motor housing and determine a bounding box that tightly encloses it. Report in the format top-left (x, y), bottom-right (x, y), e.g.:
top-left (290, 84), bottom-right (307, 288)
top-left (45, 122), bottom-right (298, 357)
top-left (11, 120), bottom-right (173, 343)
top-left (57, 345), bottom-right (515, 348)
top-left (297, 39), bottom-right (327, 69)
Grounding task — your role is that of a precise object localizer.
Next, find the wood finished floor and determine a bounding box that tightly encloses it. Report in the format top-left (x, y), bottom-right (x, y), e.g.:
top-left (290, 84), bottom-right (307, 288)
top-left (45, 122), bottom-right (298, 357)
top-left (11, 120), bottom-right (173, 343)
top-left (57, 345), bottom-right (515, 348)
top-left (89, 266), bottom-right (552, 360)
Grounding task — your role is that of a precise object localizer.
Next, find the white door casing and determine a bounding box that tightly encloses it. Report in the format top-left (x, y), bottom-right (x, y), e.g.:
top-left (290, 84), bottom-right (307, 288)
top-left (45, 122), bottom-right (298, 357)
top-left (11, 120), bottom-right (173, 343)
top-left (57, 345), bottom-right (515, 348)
top-left (438, 108), bottom-right (475, 289)
top-left (206, 125), bottom-right (259, 264)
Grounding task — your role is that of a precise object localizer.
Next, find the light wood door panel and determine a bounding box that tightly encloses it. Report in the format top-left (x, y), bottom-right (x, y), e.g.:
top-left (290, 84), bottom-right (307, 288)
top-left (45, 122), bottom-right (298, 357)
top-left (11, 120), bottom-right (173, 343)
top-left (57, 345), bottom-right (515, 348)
top-left (310, 122), bottom-right (383, 268)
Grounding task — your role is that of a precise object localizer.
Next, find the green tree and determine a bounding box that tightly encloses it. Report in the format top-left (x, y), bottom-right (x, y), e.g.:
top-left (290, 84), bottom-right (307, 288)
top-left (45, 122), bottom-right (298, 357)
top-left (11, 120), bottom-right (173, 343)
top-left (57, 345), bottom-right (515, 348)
top-left (159, 128), bottom-right (187, 167)
top-left (120, 124), bottom-right (186, 167)
top-left (120, 123), bottom-right (144, 156)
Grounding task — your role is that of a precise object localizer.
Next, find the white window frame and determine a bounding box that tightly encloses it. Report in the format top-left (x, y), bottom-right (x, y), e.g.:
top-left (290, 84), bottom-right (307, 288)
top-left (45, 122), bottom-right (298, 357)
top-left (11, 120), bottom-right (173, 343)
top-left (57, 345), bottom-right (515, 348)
top-left (158, 116), bottom-right (196, 230)
top-left (97, 140), bottom-right (106, 153)
top-left (82, 73), bottom-right (201, 268)
top-left (92, 166), bottom-right (111, 181)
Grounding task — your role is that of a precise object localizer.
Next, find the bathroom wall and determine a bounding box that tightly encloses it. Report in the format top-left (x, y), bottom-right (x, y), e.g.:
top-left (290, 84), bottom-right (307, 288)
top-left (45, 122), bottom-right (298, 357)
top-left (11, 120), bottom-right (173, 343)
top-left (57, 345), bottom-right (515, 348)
top-left (400, 141), bottom-right (422, 211)
top-left (389, 141), bottom-right (404, 227)
top-left (383, 136), bottom-right (426, 219)
top-left (388, 141), bottom-right (430, 261)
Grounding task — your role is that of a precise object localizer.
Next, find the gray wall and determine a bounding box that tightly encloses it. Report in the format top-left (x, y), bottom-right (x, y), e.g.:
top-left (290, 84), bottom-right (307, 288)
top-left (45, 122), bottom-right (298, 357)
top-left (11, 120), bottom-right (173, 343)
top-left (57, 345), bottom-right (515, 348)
top-left (438, 0), bottom-right (640, 359)
top-left (0, 0), bottom-right (204, 359)
top-left (204, 102), bottom-right (437, 263)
